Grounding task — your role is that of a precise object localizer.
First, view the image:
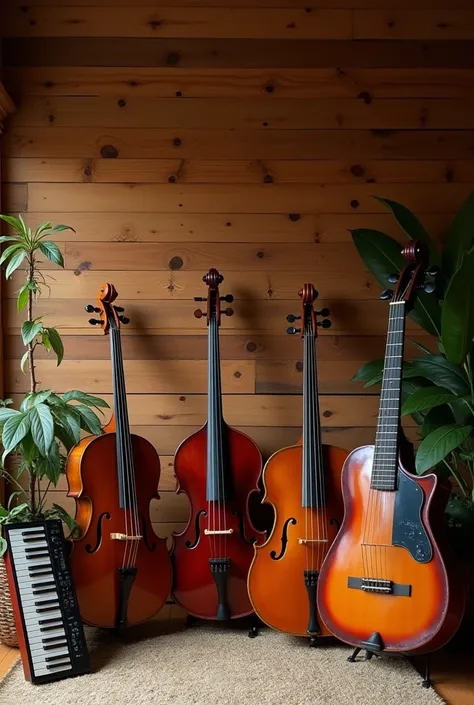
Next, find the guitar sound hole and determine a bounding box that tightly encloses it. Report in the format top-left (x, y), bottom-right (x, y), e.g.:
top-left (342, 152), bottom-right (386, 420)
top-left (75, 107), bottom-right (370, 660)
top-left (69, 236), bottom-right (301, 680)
top-left (270, 517), bottom-right (297, 560)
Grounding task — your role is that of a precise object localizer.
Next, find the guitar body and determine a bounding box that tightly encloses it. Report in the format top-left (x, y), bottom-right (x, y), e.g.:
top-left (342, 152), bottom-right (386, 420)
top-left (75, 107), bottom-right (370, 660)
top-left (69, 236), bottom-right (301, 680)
top-left (67, 432), bottom-right (172, 628)
top-left (318, 445), bottom-right (464, 653)
top-left (248, 443), bottom-right (346, 637)
top-left (171, 423), bottom-right (265, 620)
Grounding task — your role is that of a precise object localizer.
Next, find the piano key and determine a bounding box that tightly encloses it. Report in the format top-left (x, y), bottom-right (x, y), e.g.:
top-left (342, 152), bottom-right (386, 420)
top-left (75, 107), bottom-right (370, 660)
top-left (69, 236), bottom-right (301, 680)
top-left (32, 581), bottom-right (56, 589)
top-left (42, 635), bottom-right (67, 644)
top-left (34, 664), bottom-right (72, 677)
top-left (46, 653), bottom-right (71, 663)
top-left (28, 631), bottom-right (66, 645)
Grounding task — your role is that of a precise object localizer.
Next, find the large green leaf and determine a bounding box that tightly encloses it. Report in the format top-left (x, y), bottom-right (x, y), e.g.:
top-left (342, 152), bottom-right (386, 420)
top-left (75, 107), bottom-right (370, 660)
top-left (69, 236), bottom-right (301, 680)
top-left (421, 405), bottom-right (455, 439)
top-left (0, 242), bottom-right (24, 266)
top-left (5, 250), bottom-right (26, 280)
top-left (62, 390), bottom-right (109, 410)
top-left (352, 359), bottom-right (384, 387)
top-left (2, 411), bottom-right (30, 456)
top-left (28, 403), bottom-right (54, 456)
top-left (441, 246), bottom-right (474, 365)
top-left (52, 405), bottom-right (81, 445)
top-left (409, 355), bottom-right (470, 395)
top-left (74, 405), bottom-right (102, 435)
top-left (375, 197), bottom-right (440, 265)
top-left (415, 424), bottom-right (472, 474)
top-left (35, 442), bottom-right (62, 485)
top-left (401, 386), bottom-right (456, 416)
top-left (0, 537), bottom-right (6, 558)
top-left (0, 214), bottom-right (27, 234)
top-left (351, 229), bottom-right (441, 335)
top-left (46, 327), bottom-right (64, 366)
top-left (21, 319), bottom-right (43, 345)
top-left (443, 191), bottom-right (474, 278)
top-left (0, 407), bottom-right (20, 425)
top-left (38, 241), bottom-right (64, 268)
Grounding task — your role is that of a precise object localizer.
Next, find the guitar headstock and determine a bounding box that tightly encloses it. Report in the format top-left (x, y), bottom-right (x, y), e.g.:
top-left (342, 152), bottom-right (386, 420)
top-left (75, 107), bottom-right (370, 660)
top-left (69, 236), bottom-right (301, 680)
top-left (193, 268), bottom-right (234, 325)
top-left (85, 283), bottom-right (130, 334)
top-left (380, 241), bottom-right (437, 312)
top-left (286, 284), bottom-right (331, 337)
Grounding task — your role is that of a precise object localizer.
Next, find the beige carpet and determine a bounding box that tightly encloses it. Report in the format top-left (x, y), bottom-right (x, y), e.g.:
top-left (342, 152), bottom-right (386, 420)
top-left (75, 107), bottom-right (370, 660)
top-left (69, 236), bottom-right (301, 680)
top-left (0, 624), bottom-right (445, 705)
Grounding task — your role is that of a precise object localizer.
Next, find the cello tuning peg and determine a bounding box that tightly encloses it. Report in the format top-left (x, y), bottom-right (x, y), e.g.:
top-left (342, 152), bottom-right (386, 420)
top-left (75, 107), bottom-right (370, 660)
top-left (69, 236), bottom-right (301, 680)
top-left (286, 327), bottom-right (301, 335)
top-left (419, 282), bottom-right (436, 294)
top-left (194, 309), bottom-right (204, 319)
top-left (317, 319), bottom-right (332, 329)
top-left (85, 304), bottom-right (100, 313)
top-left (218, 274), bottom-right (224, 284)
top-left (316, 308), bottom-right (330, 317)
top-left (220, 294), bottom-right (234, 303)
top-left (118, 315), bottom-right (130, 324)
top-left (223, 307), bottom-right (234, 316)
top-left (88, 318), bottom-right (103, 326)
top-left (427, 266), bottom-right (440, 277)
top-left (286, 314), bottom-right (301, 323)
top-left (388, 273), bottom-right (399, 284)
top-left (114, 305), bottom-right (124, 312)
top-left (194, 296), bottom-right (206, 302)
top-left (380, 289), bottom-right (394, 301)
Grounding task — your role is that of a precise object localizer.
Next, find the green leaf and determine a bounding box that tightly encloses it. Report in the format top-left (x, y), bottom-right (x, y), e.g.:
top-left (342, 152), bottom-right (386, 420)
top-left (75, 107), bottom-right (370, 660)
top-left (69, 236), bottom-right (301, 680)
top-left (407, 338), bottom-right (433, 355)
top-left (0, 214), bottom-right (27, 233)
top-left (0, 407), bottom-right (20, 425)
top-left (17, 283), bottom-right (30, 312)
top-left (75, 405), bottom-right (102, 435)
top-left (53, 424), bottom-right (77, 453)
top-left (34, 221), bottom-right (52, 240)
top-left (443, 191), bottom-right (474, 278)
top-left (0, 537), bottom-right (7, 558)
top-left (35, 442), bottom-right (62, 485)
top-left (0, 242), bottom-right (24, 266)
top-left (50, 224), bottom-right (75, 234)
top-left (0, 236), bottom-right (20, 244)
top-left (42, 329), bottom-right (52, 351)
top-left (374, 196), bottom-right (440, 265)
top-left (21, 319), bottom-right (43, 345)
top-left (441, 247), bottom-right (474, 365)
top-left (401, 386), bottom-right (456, 416)
top-left (20, 432), bottom-right (37, 464)
top-left (46, 327), bottom-right (64, 366)
top-left (49, 503), bottom-right (78, 536)
top-left (31, 391), bottom-right (53, 406)
top-left (2, 412), bottom-right (31, 455)
top-left (409, 355), bottom-right (470, 395)
top-left (400, 377), bottom-right (431, 427)
top-left (5, 250), bottom-right (26, 280)
top-left (20, 351), bottom-right (29, 374)
top-left (38, 241), bottom-right (64, 268)
top-left (62, 390), bottom-right (109, 410)
top-left (52, 405), bottom-right (81, 445)
top-left (416, 424), bottom-right (473, 474)
top-left (352, 359), bottom-right (385, 387)
top-left (28, 403), bottom-right (54, 456)
top-left (7, 503), bottom-right (30, 522)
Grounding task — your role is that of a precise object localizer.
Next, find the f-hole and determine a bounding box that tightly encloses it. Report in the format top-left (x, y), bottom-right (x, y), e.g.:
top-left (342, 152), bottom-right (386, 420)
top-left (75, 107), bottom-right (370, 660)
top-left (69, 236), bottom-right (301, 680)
top-left (185, 509), bottom-right (207, 549)
top-left (270, 517), bottom-right (297, 560)
top-left (86, 512), bottom-right (111, 553)
top-left (140, 514), bottom-right (156, 552)
top-left (232, 508), bottom-right (255, 546)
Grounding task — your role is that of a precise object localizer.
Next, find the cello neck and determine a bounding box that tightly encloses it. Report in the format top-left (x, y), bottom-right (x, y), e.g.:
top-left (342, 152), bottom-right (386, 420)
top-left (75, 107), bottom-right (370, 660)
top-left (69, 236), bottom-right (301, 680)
top-left (371, 301), bottom-right (407, 491)
top-left (110, 324), bottom-right (136, 508)
top-left (206, 302), bottom-right (225, 502)
top-left (302, 313), bottom-right (324, 508)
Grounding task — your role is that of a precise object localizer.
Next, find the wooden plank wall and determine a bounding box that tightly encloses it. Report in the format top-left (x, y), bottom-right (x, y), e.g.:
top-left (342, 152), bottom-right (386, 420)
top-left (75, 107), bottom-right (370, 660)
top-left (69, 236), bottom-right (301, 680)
top-left (1, 1), bottom-right (473, 539)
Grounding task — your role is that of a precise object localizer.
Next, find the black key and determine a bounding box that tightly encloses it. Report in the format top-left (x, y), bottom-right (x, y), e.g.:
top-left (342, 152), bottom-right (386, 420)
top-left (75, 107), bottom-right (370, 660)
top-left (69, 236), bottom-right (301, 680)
top-left (40, 625), bottom-right (63, 632)
top-left (26, 552), bottom-right (49, 560)
top-left (36, 605), bottom-right (60, 614)
top-left (38, 618), bottom-right (62, 625)
top-left (32, 581), bottom-right (55, 589)
top-left (35, 599), bottom-right (59, 607)
top-left (25, 547), bottom-right (48, 554)
top-left (44, 643), bottom-right (68, 653)
top-left (24, 536), bottom-right (46, 543)
top-left (33, 588), bottom-right (57, 596)
top-left (42, 636), bottom-right (66, 644)
top-left (46, 661), bottom-right (71, 670)
top-left (22, 530), bottom-right (45, 537)
top-left (28, 563), bottom-right (51, 572)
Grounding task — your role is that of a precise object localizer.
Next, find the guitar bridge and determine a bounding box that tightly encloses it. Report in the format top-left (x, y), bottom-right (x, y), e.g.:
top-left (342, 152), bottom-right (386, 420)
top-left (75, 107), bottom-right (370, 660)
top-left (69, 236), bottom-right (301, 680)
top-left (110, 533), bottom-right (142, 542)
top-left (204, 529), bottom-right (233, 535)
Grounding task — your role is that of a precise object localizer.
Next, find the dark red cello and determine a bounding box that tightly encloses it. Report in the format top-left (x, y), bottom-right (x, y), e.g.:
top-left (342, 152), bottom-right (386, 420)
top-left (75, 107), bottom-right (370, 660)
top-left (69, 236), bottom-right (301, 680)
top-left (171, 269), bottom-right (265, 622)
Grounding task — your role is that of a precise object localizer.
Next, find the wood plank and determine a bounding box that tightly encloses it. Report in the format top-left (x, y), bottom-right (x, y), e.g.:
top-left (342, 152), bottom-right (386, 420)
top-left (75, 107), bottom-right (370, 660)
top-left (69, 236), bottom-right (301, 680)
top-left (7, 67), bottom-right (474, 99)
top-left (5, 359), bottom-right (255, 395)
top-left (254, 360), bottom-right (375, 394)
top-left (2, 212), bottom-right (453, 243)
top-left (6, 38), bottom-right (474, 69)
top-left (10, 96), bottom-right (474, 130)
top-left (354, 10), bottom-right (474, 40)
top-left (0, 646), bottom-right (19, 678)
top-left (7, 0), bottom-right (474, 8)
top-left (5, 157), bottom-right (474, 185)
top-left (4, 334), bottom-right (436, 362)
top-left (2, 7), bottom-right (352, 39)
top-left (22, 182), bottom-right (474, 214)
top-left (1, 183), bottom-right (27, 212)
top-left (3, 297), bottom-right (430, 335)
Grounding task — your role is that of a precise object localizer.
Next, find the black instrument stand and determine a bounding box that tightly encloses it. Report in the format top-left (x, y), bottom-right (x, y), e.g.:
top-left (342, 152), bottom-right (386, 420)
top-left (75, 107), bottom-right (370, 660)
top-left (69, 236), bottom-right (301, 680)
top-left (347, 647), bottom-right (432, 689)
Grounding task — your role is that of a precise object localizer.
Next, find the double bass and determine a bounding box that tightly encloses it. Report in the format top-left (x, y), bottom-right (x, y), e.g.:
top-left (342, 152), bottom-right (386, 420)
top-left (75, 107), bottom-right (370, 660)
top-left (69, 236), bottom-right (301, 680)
top-left (66, 283), bottom-right (172, 629)
top-left (318, 243), bottom-right (465, 656)
top-left (248, 285), bottom-right (347, 640)
top-left (171, 269), bottom-right (265, 621)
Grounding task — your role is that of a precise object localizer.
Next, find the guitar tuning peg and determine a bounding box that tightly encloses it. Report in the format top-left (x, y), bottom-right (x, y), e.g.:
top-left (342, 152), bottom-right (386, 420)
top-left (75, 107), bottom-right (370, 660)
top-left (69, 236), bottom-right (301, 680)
top-left (194, 309), bottom-right (204, 319)
top-left (220, 294), bottom-right (234, 303)
top-left (286, 327), bottom-right (301, 335)
top-left (380, 289), bottom-right (394, 301)
top-left (388, 273), bottom-right (399, 284)
top-left (114, 305), bottom-right (124, 312)
top-left (317, 319), bottom-right (332, 329)
top-left (427, 266), bottom-right (439, 277)
top-left (419, 282), bottom-right (436, 294)
top-left (286, 314), bottom-right (301, 323)
top-left (88, 318), bottom-right (103, 326)
top-left (194, 296), bottom-right (206, 302)
top-left (85, 304), bottom-right (100, 313)
top-left (223, 307), bottom-right (234, 316)
top-left (118, 315), bottom-right (130, 324)
top-left (316, 308), bottom-right (330, 317)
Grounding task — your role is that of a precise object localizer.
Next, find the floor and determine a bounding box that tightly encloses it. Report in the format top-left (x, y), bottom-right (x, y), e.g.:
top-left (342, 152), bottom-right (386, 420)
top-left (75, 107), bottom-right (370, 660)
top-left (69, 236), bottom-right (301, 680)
top-left (1, 634), bottom-right (473, 703)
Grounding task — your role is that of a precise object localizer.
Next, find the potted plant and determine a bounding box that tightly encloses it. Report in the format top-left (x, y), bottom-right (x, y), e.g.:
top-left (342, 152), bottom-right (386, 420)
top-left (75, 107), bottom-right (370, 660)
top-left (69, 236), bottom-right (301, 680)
top-left (351, 193), bottom-right (474, 557)
top-left (0, 215), bottom-right (109, 645)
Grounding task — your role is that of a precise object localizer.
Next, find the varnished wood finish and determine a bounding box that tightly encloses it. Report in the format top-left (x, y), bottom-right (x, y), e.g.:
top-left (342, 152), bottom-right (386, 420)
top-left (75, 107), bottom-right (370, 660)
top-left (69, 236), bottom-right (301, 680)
top-left (318, 446), bottom-right (464, 653)
top-left (248, 443), bottom-right (346, 636)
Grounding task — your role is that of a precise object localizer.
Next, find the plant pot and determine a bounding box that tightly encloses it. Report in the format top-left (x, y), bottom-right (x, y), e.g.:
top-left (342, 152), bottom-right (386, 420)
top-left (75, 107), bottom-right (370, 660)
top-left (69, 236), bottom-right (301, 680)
top-left (0, 556), bottom-right (18, 647)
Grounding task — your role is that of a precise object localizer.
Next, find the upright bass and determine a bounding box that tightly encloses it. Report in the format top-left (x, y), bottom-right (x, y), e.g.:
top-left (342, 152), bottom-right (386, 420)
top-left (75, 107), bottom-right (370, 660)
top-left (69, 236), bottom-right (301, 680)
top-left (318, 243), bottom-right (465, 656)
top-left (248, 285), bottom-right (347, 640)
top-left (171, 269), bottom-right (265, 622)
top-left (66, 284), bottom-right (172, 629)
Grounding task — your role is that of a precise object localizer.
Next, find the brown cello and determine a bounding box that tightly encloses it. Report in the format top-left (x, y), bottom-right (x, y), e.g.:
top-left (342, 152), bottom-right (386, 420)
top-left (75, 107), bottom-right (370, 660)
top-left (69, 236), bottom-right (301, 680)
top-left (171, 269), bottom-right (265, 622)
top-left (318, 242), bottom-right (465, 659)
top-left (247, 285), bottom-right (347, 641)
top-left (66, 283), bottom-right (172, 629)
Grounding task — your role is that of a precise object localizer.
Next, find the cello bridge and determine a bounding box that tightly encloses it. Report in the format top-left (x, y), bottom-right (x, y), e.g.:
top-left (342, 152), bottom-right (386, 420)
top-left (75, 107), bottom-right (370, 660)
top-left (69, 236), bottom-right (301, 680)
top-left (204, 529), bottom-right (234, 535)
top-left (110, 533), bottom-right (143, 541)
top-left (298, 538), bottom-right (329, 545)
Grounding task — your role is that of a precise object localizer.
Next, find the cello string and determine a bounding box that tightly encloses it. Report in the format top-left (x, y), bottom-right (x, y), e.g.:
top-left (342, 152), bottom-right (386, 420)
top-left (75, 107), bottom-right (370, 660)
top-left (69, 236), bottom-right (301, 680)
top-left (111, 322), bottom-right (129, 569)
top-left (312, 318), bottom-right (326, 572)
top-left (208, 314), bottom-right (215, 560)
top-left (215, 310), bottom-right (227, 559)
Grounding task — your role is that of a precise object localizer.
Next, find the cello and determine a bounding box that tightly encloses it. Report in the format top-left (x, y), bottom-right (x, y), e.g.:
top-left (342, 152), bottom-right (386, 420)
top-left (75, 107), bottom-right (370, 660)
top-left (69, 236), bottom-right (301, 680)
top-left (171, 269), bottom-right (265, 622)
top-left (66, 283), bottom-right (172, 629)
top-left (247, 285), bottom-right (347, 641)
top-left (318, 242), bottom-right (465, 658)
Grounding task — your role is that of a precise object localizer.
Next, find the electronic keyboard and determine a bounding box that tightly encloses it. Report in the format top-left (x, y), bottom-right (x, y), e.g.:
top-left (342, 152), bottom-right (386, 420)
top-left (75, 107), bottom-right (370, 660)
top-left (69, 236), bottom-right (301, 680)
top-left (4, 520), bottom-right (90, 684)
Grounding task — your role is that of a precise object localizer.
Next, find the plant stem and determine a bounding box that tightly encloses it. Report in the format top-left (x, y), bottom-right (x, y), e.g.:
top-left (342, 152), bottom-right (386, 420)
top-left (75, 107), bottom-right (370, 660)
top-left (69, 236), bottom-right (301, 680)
top-left (0, 469), bottom-right (28, 498)
top-left (27, 255), bottom-right (38, 514)
top-left (38, 481), bottom-right (51, 514)
top-left (443, 458), bottom-right (469, 497)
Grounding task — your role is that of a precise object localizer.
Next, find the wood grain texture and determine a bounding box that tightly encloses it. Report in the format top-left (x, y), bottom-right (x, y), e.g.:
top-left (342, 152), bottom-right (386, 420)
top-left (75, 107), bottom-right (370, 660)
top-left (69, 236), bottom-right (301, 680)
top-left (1, 2), bottom-right (472, 535)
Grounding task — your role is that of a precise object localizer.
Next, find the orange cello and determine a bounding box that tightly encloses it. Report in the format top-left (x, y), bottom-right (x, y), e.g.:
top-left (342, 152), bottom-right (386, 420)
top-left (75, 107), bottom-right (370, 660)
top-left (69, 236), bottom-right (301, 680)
top-left (318, 243), bottom-right (465, 661)
top-left (247, 285), bottom-right (347, 641)
top-left (66, 284), bottom-right (172, 629)
top-left (171, 269), bottom-right (265, 622)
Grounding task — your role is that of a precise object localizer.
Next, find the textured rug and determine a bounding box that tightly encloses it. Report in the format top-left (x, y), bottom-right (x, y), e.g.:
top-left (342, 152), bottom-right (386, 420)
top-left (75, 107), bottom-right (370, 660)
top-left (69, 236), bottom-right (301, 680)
top-left (0, 624), bottom-right (445, 705)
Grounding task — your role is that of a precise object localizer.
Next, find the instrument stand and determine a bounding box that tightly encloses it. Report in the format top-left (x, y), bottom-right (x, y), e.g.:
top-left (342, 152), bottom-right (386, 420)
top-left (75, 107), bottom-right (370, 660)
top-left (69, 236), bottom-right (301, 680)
top-left (422, 654), bottom-right (432, 689)
top-left (185, 614), bottom-right (198, 628)
top-left (248, 614), bottom-right (260, 638)
top-left (347, 647), bottom-right (432, 689)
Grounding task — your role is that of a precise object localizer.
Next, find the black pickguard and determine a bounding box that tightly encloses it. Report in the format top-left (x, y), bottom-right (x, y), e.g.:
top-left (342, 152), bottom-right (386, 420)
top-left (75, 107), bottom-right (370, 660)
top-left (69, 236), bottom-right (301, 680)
top-left (85, 512), bottom-right (111, 553)
top-left (270, 517), bottom-right (297, 560)
top-left (392, 470), bottom-right (432, 563)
